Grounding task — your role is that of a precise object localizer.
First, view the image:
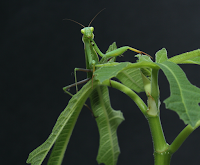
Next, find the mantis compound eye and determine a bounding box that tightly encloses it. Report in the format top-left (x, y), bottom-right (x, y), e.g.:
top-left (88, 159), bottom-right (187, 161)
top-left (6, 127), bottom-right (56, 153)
top-left (81, 29), bottom-right (85, 34)
top-left (90, 27), bottom-right (94, 32)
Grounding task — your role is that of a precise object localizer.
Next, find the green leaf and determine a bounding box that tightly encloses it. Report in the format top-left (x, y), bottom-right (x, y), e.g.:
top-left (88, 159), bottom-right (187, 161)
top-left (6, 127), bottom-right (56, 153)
top-left (116, 68), bottom-right (144, 93)
top-left (178, 56), bottom-right (200, 65)
top-left (100, 42), bottom-right (117, 64)
top-left (140, 68), bottom-right (151, 80)
top-left (155, 48), bottom-right (168, 63)
top-left (157, 61), bottom-right (200, 127)
top-left (135, 54), bottom-right (153, 62)
top-left (136, 54), bottom-right (153, 82)
top-left (27, 80), bottom-right (98, 165)
top-left (90, 86), bottom-right (124, 165)
top-left (168, 49), bottom-right (200, 64)
top-left (106, 42), bottom-right (117, 53)
top-left (95, 62), bottom-right (130, 83)
top-left (95, 61), bottom-right (158, 84)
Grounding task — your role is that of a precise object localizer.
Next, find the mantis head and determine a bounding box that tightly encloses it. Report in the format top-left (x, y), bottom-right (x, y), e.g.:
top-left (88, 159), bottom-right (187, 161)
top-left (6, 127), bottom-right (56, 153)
top-left (64, 8), bottom-right (105, 40)
top-left (81, 27), bottom-right (94, 39)
top-left (81, 8), bottom-right (104, 40)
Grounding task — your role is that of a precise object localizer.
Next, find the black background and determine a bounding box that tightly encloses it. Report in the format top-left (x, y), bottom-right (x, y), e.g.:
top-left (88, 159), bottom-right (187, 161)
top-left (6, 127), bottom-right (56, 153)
top-left (1, 0), bottom-right (200, 165)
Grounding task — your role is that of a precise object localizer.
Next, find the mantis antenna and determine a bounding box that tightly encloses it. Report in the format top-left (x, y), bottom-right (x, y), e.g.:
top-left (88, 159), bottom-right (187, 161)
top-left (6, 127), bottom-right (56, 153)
top-left (88, 8), bottom-right (106, 27)
top-left (63, 8), bottom-right (106, 28)
top-left (63, 18), bottom-right (85, 28)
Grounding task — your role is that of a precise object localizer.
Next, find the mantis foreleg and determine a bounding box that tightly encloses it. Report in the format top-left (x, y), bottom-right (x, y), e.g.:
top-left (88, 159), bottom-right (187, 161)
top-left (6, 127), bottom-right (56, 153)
top-left (73, 68), bottom-right (92, 92)
top-left (91, 39), bottom-right (152, 59)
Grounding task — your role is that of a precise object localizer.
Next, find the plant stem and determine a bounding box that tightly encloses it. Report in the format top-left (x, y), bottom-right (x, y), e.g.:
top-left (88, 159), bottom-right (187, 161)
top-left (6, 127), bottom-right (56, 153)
top-left (151, 68), bottom-right (160, 107)
top-left (148, 68), bottom-right (167, 152)
top-left (148, 116), bottom-right (168, 152)
top-left (102, 79), bottom-right (147, 115)
top-left (154, 151), bottom-right (172, 165)
top-left (103, 79), bottom-right (172, 164)
top-left (169, 125), bottom-right (193, 154)
top-left (169, 121), bottom-right (200, 154)
top-left (147, 114), bottom-right (171, 165)
top-left (147, 68), bottom-right (172, 164)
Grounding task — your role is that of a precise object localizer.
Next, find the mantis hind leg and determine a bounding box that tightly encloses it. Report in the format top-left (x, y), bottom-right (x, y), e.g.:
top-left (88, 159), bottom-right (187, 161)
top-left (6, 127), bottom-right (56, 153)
top-left (63, 78), bottom-right (97, 118)
top-left (91, 60), bottom-right (96, 89)
top-left (63, 78), bottom-right (90, 94)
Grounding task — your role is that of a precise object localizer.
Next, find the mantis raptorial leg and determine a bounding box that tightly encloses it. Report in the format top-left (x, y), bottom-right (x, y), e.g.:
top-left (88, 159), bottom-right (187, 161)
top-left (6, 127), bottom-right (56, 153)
top-left (73, 68), bottom-right (92, 92)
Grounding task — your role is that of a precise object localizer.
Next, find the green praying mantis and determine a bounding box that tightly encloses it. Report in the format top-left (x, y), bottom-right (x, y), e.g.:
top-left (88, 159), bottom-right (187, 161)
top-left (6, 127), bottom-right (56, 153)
top-left (27, 10), bottom-right (152, 165)
top-left (63, 9), bottom-right (151, 100)
top-left (60, 10), bottom-right (151, 164)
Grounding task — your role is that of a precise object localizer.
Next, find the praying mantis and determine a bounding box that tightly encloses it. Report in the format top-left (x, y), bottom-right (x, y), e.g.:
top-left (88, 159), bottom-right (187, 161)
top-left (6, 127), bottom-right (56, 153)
top-left (60, 10), bottom-right (151, 164)
top-left (63, 9), bottom-right (151, 96)
top-left (27, 10), bottom-right (151, 165)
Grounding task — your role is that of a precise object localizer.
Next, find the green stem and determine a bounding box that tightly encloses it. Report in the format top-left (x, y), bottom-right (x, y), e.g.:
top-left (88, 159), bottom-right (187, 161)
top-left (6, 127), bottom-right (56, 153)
top-left (151, 68), bottom-right (160, 107)
top-left (102, 79), bottom-right (147, 115)
top-left (147, 68), bottom-right (172, 164)
top-left (147, 116), bottom-right (168, 152)
top-left (147, 113), bottom-right (171, 165)
top-left (154, 151), bottom-right (172, 165)
top-left (102, 79), bottom-right (172, 164)
top-left (148, 68), bottom-right (168, 151)
top-left (169, 121), bottom-right (200, 154)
